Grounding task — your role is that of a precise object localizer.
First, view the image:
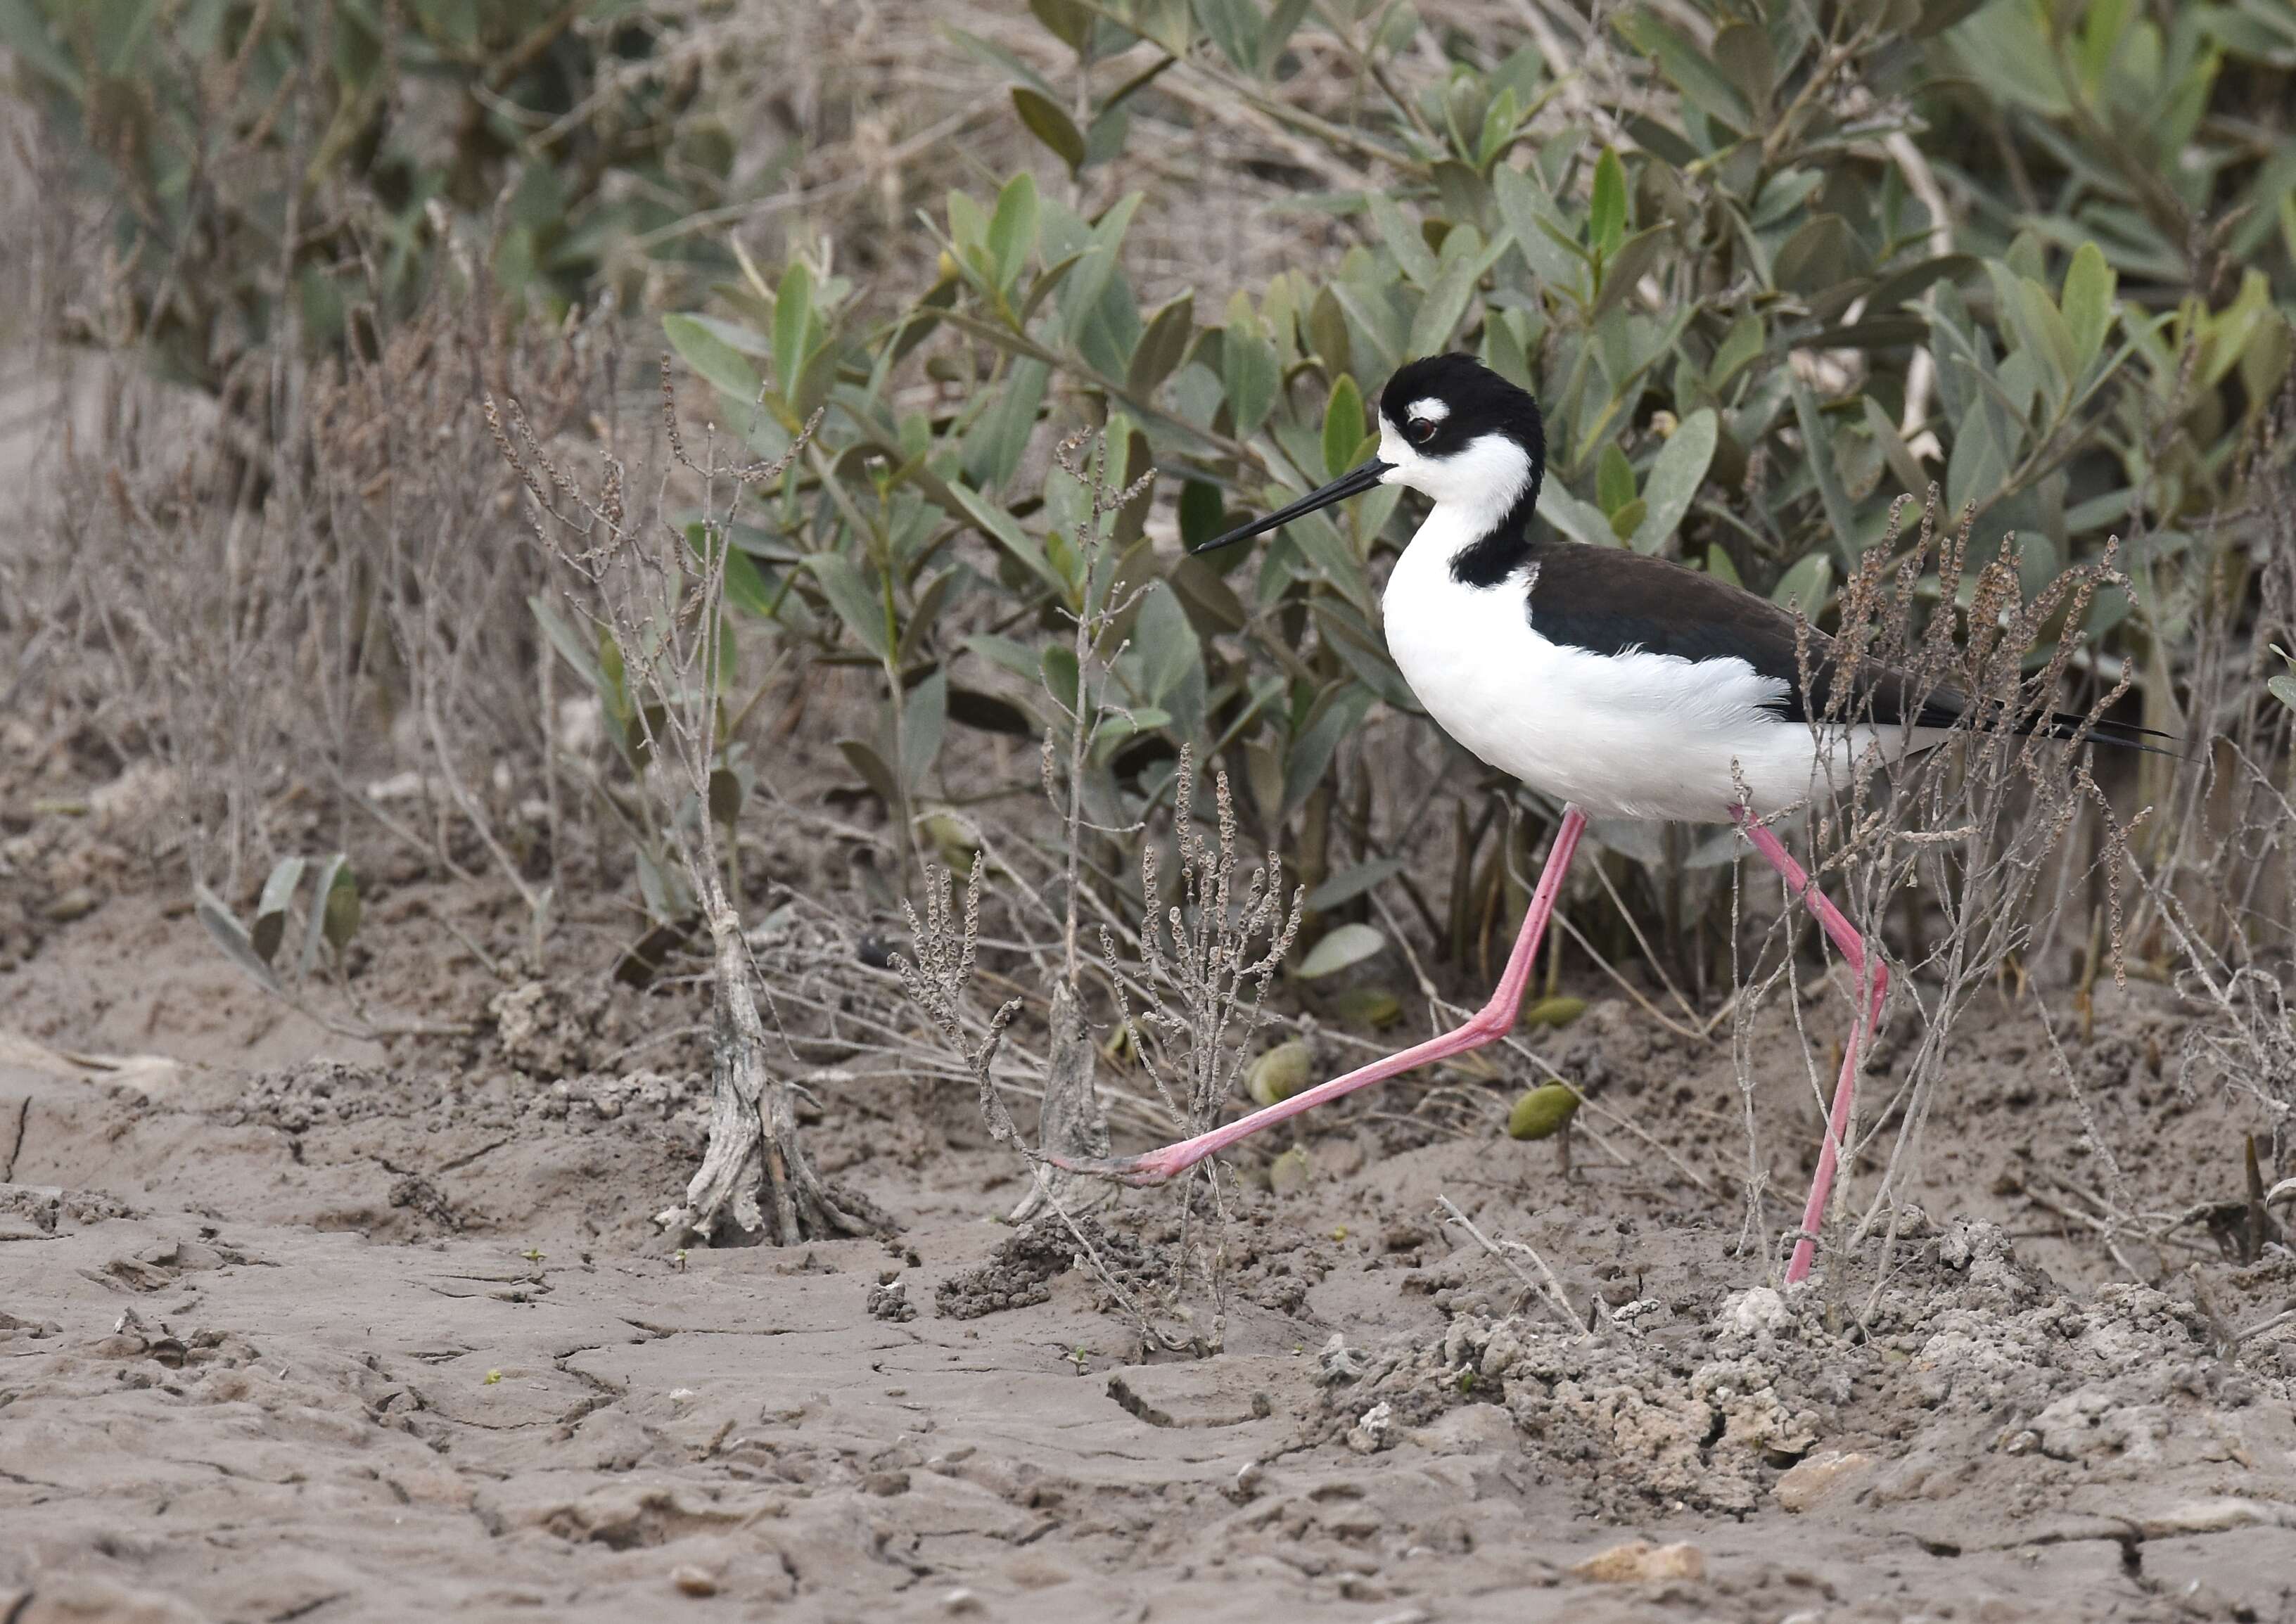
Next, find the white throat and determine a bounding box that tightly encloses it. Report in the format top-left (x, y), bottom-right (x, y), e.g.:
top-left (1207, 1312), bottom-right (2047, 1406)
top-left (1376, 421), bottom-right (1536, 582)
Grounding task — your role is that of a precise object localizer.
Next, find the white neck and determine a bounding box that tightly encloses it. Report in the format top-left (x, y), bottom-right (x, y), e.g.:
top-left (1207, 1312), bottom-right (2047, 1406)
top-left (1375, 423), bottom-right (1536, 580)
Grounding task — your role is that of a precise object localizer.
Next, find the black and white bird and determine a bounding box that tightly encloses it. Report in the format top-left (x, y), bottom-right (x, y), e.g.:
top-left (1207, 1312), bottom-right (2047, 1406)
top-left (1055, 353), bottom-right (2150, 1281)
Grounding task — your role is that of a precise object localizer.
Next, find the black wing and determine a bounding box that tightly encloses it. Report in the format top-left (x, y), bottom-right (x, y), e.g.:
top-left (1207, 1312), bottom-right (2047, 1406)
top-left (1520, 542), bottom-right (2162, 747)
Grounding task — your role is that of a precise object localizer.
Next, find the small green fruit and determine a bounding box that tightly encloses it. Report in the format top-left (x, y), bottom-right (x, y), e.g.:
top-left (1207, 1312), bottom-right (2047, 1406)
top-left (1269, 1145), bottom-right (1313, 1196)
top-left (919, 810), bottom-right (980, 873)
top-left (1507, 1082), bottom-right (1581, 1141)
top-left (1334, 989), bottom-right (1405, 1030)
top-left (1247, 1038), bottom-right (1314, 1106)
top-left (1521, 995), bottom-right (1588, 1030)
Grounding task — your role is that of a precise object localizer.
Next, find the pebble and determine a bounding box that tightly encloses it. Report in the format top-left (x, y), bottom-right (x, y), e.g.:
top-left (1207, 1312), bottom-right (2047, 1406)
top-left (1776, 1449), bottom-right (1873, 1512)
top-left (670, 1566), bottom-right (718, 1597)
top-left (44, 885), bottom-right (98, 923)
top-left (1571, 1539), bottom-right (1706, 1583)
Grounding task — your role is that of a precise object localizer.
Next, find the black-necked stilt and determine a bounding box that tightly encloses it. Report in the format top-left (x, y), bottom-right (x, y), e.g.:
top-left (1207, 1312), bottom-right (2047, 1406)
top-left (1059, 353), bottom-right (2152, 1282)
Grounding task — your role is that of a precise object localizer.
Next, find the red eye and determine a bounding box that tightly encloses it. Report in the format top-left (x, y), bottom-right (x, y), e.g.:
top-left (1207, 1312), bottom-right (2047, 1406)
top-left (1410, 418), bottom-right (1436, 443)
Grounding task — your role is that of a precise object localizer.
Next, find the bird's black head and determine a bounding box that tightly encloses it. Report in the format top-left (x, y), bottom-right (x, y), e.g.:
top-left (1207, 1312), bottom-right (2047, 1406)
top-left (1377, 353), bottom-right (1545, 473)
top-left (1194, 355), bottom-right (1545, 584)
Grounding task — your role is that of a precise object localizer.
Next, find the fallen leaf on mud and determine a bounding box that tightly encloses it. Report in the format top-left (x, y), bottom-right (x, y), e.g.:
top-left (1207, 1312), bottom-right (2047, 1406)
top-left (1570, 1539), bottom-right (1706, 1583)
top-left (0, 1029), bottom-right (180, 1094)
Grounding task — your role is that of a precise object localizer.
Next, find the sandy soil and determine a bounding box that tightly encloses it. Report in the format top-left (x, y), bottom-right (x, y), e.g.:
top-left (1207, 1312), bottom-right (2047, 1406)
top-left (5, 786), bottom-right (2296, 1624)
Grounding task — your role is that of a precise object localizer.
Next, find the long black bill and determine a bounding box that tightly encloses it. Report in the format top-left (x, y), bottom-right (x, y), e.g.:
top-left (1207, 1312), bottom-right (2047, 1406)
top-left (1191, 459), bottom-right (1392, 554)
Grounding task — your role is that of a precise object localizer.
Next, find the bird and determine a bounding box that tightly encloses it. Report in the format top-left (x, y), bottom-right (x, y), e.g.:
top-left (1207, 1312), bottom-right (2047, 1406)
top-left (1052, 352), bottom-right (2154, 1283)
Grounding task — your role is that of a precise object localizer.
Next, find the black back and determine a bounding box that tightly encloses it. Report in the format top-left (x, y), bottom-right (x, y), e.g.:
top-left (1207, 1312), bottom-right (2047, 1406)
top-left (1524, 543), bottom-right (1961, 729)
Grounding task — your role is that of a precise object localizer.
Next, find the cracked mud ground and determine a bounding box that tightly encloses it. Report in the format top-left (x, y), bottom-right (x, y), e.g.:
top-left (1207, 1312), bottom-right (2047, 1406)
top-left (4, 883), bottom-right (2296, 1623)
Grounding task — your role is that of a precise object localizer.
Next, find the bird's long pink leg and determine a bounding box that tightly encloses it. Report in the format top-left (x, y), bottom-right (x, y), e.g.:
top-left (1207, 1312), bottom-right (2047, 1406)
top-left (1050, 807), bottom-right (1590, 1187)
top-left (1733, 808), bottom-right (1890, 1285)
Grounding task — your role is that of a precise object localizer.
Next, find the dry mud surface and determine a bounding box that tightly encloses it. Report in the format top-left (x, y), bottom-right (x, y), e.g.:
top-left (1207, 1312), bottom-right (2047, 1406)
top-left (5, 877), bottom-right (2296, 1622)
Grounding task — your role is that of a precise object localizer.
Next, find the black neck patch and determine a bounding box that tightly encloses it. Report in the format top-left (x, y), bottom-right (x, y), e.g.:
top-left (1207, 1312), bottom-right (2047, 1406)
top-left (1448, 487), bottom-right (1541, 587)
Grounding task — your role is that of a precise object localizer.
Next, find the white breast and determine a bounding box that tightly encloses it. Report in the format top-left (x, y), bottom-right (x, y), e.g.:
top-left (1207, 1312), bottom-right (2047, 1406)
top-left (1379, 512), bottom-right (1890, 823)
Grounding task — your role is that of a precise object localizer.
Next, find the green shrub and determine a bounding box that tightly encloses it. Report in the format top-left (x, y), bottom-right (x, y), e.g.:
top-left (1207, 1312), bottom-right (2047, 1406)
top-left (4, 0), bottom-right (736, 389)
top-left (665, 1), bottom-right (2288, 954)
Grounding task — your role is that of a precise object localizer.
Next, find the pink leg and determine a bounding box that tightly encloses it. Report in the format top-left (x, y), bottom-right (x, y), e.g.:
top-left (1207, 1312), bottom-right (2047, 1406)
top-left (1733, 808), bottom-right (1890, 1285)
top-left (1050, 807), bottom-right (1590, 1187)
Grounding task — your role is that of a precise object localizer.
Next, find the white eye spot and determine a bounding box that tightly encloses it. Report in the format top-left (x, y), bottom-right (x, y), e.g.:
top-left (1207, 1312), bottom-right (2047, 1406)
top-left (1406, 397), bottom-right (1450, 423)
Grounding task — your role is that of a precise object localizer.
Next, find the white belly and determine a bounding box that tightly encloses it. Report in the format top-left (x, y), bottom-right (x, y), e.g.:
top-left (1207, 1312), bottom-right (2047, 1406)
top-left (1381, 533), bottom-right (1899, 822)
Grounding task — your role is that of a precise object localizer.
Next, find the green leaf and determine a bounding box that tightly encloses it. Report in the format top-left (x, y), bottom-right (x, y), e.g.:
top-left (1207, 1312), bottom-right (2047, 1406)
top-left (1131, 582), bottom-right (1201, 703)
top-left (1607, 497), bottom-right (1647, 541)
top-left (1304, 857), bottom-right (1407, 912)
top-left (1773, 215), bottom-right (1868, 294)
top-left (947, 188), bottom-right (990, 267)
top-left (1861, 395), bottom-right (1931, 498)
top-left (949, 480), bottom-right (1067, 596)
top-left (319, 860), bottom-right (362, 954)
top-left (1011, 87), bottom-right (1086, 171)
top-left (900, 670), bottom-right (948, 792)
top-left (1128, 294), bottom-right (1195, 394)
top-left (1040, 644), bottom-right (1080, 715)
top-left (709, 767), bottom-right (746, 825)
top-left (253, 857), bottom-right (306, 966)
top-left (2060, 241), bottom-right (2116, 373)
top-left (1223, 327), bottom-right (1280, 435)
top-left (988, 172), bottom-right (1040, 294)
top-left (298, 853), bottom-right (346, 975)
top-left (1323, 374), bottom-right (1367, 481)
top-left (1709, 313), bottom-right (1766, 392)
top-left (2270, 674), bottom-right (2296, 714)
top-left (962, 356), bottom-right (1047, 491)
top-left (1588, 148), bottom-right (1628, 260)
top-left (2013, 274), bottom-right (2079, 398)
top-left (1590, 226), bottom-right (1667, 319)
top-left (1628, 409), bottom-right (1716, 554)
top-left (1195, 0), bottom-right (1261, 70)
top-left (721, 547), bottom-right (777, 619)
top-left (1712, 22), bottom-right (1775, 108)
top-left (1491, 165), bottom-right (1585, 290)
top-left (1619, 11), bottom-right (1752, 131)
top-left (1297, 922), bottom-right (1386, 979)
top-left (0, 0), bottom-right (84, 91)
top-left (772, 261), bottom-right (815, 396)
top-left (1790, 376), bottom-right (1856, 560)
top-left (838, 739), bottom-right (904, 810)
top-left (1028, 0), bottom-right (1094, 53)
top-left (530, 595), bottom-right (606, 694)
top-left (1057, 193), bottom-right (1142, 347)
top-left (663, 314), bottom-right (764, 405)
top-left (804, 554), bottom-right (893, 662)
top-left (1258, 0), bottom-right (1312, 70)
top-left (1281, 683), bottom-right (1374, 821)
top-left (1365, 191), bottom-right (1439, 288)
top-left (1536, 481), bottom-right (1619, 549)
top-left (195, 884), bottom-right (283, 997)
top-left (1284, 510), bottom-right (1374, 610)
top-left (1595, 443), bottom-right (1637, 516)
top-left (1409, 227), bottom-right (1505, 355)
top-left (1771, 551), bottom-right (1835, 616)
